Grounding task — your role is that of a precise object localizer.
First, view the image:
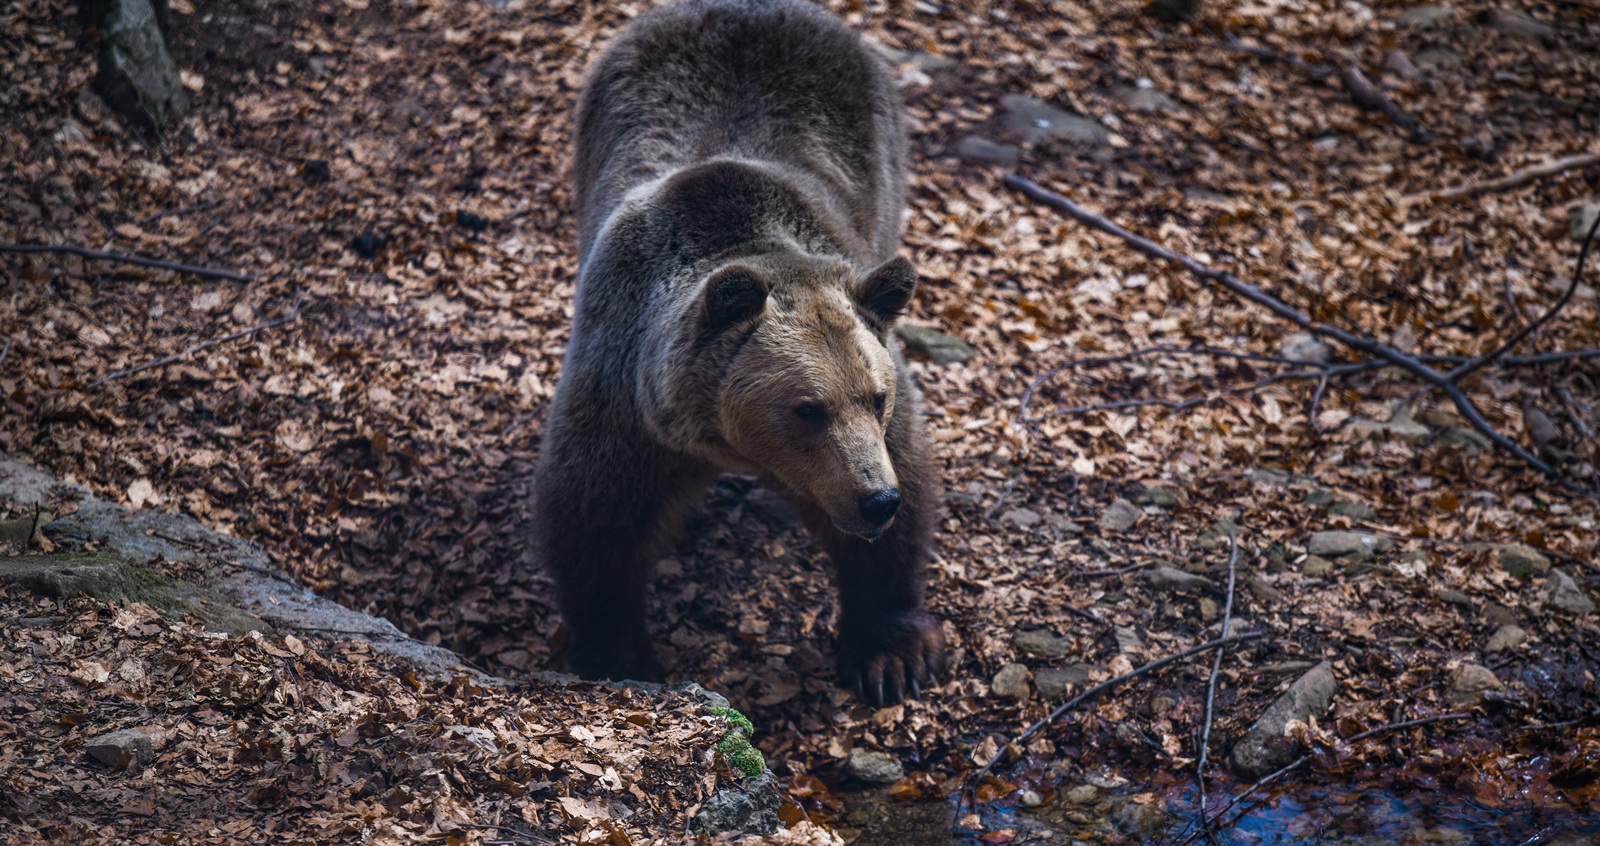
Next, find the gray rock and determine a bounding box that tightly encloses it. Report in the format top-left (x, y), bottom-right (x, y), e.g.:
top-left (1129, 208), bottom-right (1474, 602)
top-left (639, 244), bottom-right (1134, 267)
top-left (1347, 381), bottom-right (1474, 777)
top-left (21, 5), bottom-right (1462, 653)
top-left (1436, 425), bottom-right (1492, 454)
top-left (1244, 467), bottom-right (1291, 487)
top-left (1244, 574), bottom-right (1285, 604)
top-left (1547, 569), bottom-right (1596, 615)
top-left (1479, 8), bottom-right (1554, 41)
top-left (1043, 513), bottom-right (1083, 533)
top-left (1485, 624), bottom-right (1527, 653)
top-left (91, 0), bottom-right (188, 136)
top-left (1064, 784), bottom-right (1100, 804)
top-left (1482, 602), bottom-right (1519, 628)
top-left (1433, 588), bottom-right (1471, 606)
top-left (1143, 566), bottom-right (1215, 594)
top-left (1301, 555), bottom-right (1335, 576)
top-left (0, 553), bottom-right (267, 636)
top-left (1196, 519), bottom-right (1239, 549)
top-left (1571, 202), bottom-right (1600, 244)
top-left (1303, 490), bottom-right (1336, 507)
top-left (956, 135), bottom-right (1021, 167)
top-left (1329, 502), bottom-right (1378, 521)
top-left (1001, 508), bottom-right (1041, 530)
top-left (1396, 5), bottom-right (1456, 27)
top-left (83, 727), bottom-right (164, 768)
top-left (1307, 531), bottom-right (1394, 558)
top-left (1442, 663), bottom-right (1503, 708)
top-left (1199, 596), bottom-right (1221, 623)
top-left (1413, 49), bottom-right (1463, 69)
top-left (894, 324), bottom-right (976, 365)
top-left (1115, 87), bottom-right (1179, 112)
top-left (1000, 94), bottom-right (1111, 144)
top-left (991, 663), bottom-right (1032, 699)
top-left (1278, 332), bottom-right (1332, 364)
top-left (845, 748), bottom-right (904, 785)
top-left (1035, 664), bottom-right (1092, 697)
top-left (1228, 662), bottom-right (1338, 778)
top-left (1493, 543), bottom-right (1551, 575)
top-left (1133, 487), bottom-right (1179, 508)
top-left (691, 771), bottom-right (781, 834)
top-left (1014, 630), bottom-right (1073, 658)
top-left (1098, 498), bottom-right (1142, 533)
top-left (1111, 793), bottom-right (1172, 837)
top-left (1113, 626), bottom-right (1143, 653)
top-left (1385, 50), bottom-right (1422, 79)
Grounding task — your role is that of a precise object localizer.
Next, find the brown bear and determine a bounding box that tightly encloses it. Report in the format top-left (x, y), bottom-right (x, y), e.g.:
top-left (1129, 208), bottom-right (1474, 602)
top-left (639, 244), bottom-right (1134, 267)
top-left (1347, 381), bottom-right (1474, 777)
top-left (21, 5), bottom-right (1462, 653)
top-left (533, 0), bottom-right (943, 705)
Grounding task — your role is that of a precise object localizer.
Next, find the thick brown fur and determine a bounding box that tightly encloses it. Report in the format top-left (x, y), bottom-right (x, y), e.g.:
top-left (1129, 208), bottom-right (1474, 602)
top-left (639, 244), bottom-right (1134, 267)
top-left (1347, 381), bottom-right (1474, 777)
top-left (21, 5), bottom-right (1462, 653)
top-left (533, 0), bottom-right (944, 705)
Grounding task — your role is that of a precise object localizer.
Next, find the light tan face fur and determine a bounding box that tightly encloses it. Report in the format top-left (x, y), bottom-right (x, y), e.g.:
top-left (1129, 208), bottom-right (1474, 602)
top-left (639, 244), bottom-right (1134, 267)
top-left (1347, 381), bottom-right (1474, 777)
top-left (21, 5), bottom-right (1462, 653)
top-left (717, 270), bottom-right (899, 538)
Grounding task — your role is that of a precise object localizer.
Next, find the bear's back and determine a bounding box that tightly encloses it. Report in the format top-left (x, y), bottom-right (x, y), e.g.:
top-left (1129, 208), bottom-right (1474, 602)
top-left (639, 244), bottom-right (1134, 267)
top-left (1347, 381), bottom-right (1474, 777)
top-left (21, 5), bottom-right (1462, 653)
top-left (573, 0), bottom-right (905, 264)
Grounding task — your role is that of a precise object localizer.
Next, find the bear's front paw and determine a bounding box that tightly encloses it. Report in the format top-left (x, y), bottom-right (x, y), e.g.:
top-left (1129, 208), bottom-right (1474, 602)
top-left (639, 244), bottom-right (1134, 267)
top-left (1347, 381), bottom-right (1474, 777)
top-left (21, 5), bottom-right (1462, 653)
top-left (838, 612), bottom-right (946, 706)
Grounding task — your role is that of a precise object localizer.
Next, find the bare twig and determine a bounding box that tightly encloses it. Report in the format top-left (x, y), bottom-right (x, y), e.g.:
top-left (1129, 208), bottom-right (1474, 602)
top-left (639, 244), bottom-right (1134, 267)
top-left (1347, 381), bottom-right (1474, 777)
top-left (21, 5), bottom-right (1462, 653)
top-left (0, 338), bottom-right (11, 371)
top-left (1557, 385), bottom-right (1597, 443)
top-left (0, 243), bottom-right (256, 282)
top-left (1337, 62), bottom-right (1430, 142)
top-left (86, 291), bottom-right (304, 389)
top-left (1414, 150), bottom-right (1600, 203)
top-left (966, 630), bottom-right (1265, 798)
top-left (983, 469), bottom-right (1026, 521)
top-left (1004, 174), bottom-right (1587, 493)
top-left (1193, 535), bottom-right (1239, 839)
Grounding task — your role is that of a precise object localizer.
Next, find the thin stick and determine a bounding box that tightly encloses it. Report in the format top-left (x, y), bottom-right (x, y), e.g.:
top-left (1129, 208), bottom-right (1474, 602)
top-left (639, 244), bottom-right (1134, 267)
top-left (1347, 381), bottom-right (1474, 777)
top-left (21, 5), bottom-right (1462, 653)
top-left (1004, 174), bottom-right (1585, 492)
top-left (1557, 385), bottom-right (1597, 443)
top-left (1338, 62), bottom-right (1430, 143)
top-left (1175, 713), bottom-right (1472, 844)
top-left (0, 243), bottom-right (256, 282)
top-left (1194, 535), bottom-right (1239, 837)
top-left (0, 338), bottom-right (11, 371)
top-left (86, 291), bottom-right (303, 389)
top-left (983, 469), bottom-right (1026, 521)
top-left (966, 630), bottom-right (1265, 793)
top-left (1416, 150), bottom-right (1600, 203)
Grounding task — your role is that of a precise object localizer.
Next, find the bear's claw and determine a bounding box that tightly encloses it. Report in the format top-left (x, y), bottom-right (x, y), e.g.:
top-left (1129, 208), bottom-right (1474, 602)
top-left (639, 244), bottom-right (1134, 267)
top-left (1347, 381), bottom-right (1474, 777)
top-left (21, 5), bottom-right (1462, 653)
top-left (840, 613), bottom-right (945, 706)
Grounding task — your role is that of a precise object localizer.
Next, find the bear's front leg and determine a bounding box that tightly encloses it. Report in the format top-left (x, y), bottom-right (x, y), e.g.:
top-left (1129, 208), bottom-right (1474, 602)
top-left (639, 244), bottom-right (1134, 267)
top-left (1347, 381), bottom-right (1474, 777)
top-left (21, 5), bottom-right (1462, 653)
top-left (804, 395), bottom-right (945, 706)
top-left (534, 403), bottom-right (715, 682)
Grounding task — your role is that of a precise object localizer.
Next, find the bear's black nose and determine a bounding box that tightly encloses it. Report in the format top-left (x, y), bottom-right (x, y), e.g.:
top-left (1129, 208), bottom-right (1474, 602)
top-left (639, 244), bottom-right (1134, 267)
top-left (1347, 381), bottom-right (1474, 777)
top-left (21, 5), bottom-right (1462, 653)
top-left (858, 488), bottom-right (901, 526)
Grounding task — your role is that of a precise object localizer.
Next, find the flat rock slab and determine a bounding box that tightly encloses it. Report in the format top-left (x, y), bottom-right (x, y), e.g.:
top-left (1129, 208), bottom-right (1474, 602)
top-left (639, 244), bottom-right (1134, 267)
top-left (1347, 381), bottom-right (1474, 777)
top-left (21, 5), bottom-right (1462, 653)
top-left (83, 727), bottom-right (166, 769)
top-left (845, 749), bottom-right (905, 785)
top-left (1098, 498), bottom-right (1142, 533)
top-left (1307, 531), bottom-right (1394, 559)
top-left (1000, 94), bottom-right (1110, 144)
top-left (691, 771), bottom-right (781, 835)
top-left (92, 0), bottom-right (188, 135)
top-left (1014, 630), bottom-right (1073, 658)
top-left (957, 135), bottom-right (1021, 166)
top-left (894, 324), bottom-right (976, 365)
top-left (0, 553), bottom-right (267, 636)
top-left (1142, 566), bottom-right (1215, 594)
top-left (1229, 661), bottom-right (1338, 779)
top-left (1547, 569), bottom-right (1596, 615)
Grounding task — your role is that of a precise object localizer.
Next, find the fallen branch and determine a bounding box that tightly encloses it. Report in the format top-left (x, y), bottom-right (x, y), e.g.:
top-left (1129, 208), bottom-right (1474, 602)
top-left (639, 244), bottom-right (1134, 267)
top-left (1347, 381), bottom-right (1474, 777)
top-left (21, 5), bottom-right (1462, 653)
top-left (0, 243), bottom-right (256, 282)
top-left (965, 630), bottom-right (1265, 798)
top-left (1416, 150), bottom-right (1600, 203)
top-left (1338, 62), bottom-right (1430, 143)
top-left (1192, 535), bottom-right (1239, 841)
top-left (0, 338), bottom-right (10, 371)
top-left (1174, 712), bottom-right (1473, 844)
top-left (1005, 174), bottom-right (1590, 493)
top-left (86, 291), bottom-right (304, 389)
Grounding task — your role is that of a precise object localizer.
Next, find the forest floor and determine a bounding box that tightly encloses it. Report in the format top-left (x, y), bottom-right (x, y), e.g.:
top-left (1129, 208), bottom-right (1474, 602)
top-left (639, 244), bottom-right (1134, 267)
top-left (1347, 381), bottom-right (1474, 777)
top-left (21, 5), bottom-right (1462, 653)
top-left (3, 0), bottom-right (1600, 843)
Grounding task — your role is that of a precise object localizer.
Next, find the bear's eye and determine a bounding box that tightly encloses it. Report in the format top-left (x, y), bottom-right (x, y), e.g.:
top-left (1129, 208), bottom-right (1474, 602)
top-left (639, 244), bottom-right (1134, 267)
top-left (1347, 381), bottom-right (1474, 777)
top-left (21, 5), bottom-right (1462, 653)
top-left (795, 403), bottom-right (825, 423)
top-left (873, 393), bottom-right (887, 415)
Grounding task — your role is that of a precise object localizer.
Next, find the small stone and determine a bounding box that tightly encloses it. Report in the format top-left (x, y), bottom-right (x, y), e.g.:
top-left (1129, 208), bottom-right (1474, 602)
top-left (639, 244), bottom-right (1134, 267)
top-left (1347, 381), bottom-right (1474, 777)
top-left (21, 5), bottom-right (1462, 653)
top-left (1278, 332), bottom-right (1332, 364)
top-left (956, 135), bottom-right (1021, 167)
top-left (1115, 87), bottom-right (1179, 112)
top-left (1244, 575), bottom-right (1285, 604)
top-left (1546, 569), bottom-right (1596, 615)
top-left (1492, 543), bottom-right (1551, 576)
top-left (1478, 8), bottom-right (1554, 41)
top-left (1065, 784), bottom-right (1100, 805)
top-left (1485, 625), bottom-right (1527, 653)
top-left (1013, 630), bottom-right (1073, 658)
top-left (1307, 531), bottom-right (1394, 558)
top-left (1396, 5), bottom-right (1456, 28)
top-left (1330, 502), bottom-right (1378, 521)
top-left (1151, 696), bottom-right (1177, 716)
top-left (1196, 519), bottom-right (1239, 549)
top-left (1000, 94), bottom-right (1111, 144)
top-left (1443, 663), bottom-right (1504, 709)
top-left (990, 663), bottom-right (1032, 699)
top-left (1571, 202), bottom-right (1600, 244)
top-left (985, 447), bottom-right (1014, 467)
top-left (1113, 626), bottom-right (1143, 653)
top-left (1098, 498), bottom-right (1142, 533)
top-left (1436, 425), bottom-right (1492, 454)
top-left (1384, 49), bottom-right (1422, 79)
top-left (894, 324), bottom-right (976, 365)
top-left (1229, 662), bottom-right (1338, 778)
top-left (1042, 514), bottom-right (1083, 533)
top-left (1244, 467), bottom-right (1291, 487)
top-left (1482, 602), bottom-right (1519, 628)
top-left (1018, 789), bottom-right (1044, 807)
top-left (1433, 588), bottom-right (1471, 607)
top-left (845, 749), bottom-right (904, 785)
top-left (1349, 409), bottom-right (1431, 443)
top-left (1199, 597), bottom-right (1220, 623)
top-left (1143, 566), bottom-right (1216, 594)
top-left (1035, 664), bottom-right (1092, 697)
top-left (1133, 486), bottom-right (1179, 508)
top-left (1301, 555), bottom-right (1335, 576)
top-left (691, 772), bottom-right (782, 834)
top-left (1000, 508), bottom-right (1041, 530)
top-left (84, 727), bottom-right (164, 768)
top-left (1303, 490), bottom-right (1336, 507)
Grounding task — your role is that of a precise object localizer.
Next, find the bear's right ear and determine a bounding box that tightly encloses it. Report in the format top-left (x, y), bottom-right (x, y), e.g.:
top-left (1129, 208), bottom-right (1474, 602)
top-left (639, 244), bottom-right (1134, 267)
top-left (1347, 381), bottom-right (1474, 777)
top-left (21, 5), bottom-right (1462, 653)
top-left (701, 265), bottom-right (769, 332)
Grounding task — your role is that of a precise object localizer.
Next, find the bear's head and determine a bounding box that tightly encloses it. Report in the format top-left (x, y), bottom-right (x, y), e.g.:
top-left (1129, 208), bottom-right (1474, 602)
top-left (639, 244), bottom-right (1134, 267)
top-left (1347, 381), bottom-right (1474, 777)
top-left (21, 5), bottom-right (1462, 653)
top-left (701, 253), bottom-right (917, 539)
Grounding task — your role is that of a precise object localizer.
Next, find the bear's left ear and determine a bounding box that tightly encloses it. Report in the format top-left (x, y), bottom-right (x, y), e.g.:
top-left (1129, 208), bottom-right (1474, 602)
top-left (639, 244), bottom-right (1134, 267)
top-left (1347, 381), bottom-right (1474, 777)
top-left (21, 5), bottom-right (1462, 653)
top-left (853, 257), bottom-right (918, 326)
top-left (701, 264), bottom-right (769, 332)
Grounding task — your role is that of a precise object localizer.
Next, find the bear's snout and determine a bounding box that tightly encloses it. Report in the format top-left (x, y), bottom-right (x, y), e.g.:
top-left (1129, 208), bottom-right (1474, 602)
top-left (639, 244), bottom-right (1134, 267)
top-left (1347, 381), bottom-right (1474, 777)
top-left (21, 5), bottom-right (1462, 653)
top-left (857, 488), bottom-right (901, 530)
